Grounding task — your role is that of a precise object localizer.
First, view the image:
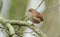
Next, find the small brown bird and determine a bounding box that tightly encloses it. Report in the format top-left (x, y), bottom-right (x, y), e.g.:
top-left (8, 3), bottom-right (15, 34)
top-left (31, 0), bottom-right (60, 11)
top-left (28, 8), bottom-right (43, 24)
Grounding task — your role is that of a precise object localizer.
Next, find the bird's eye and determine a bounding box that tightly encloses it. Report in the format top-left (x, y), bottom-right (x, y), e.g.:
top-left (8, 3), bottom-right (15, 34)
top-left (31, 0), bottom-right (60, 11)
top-left (28, 9), bottom-right (35, 12)
top-left (29, 9), bottom-right (31, 12)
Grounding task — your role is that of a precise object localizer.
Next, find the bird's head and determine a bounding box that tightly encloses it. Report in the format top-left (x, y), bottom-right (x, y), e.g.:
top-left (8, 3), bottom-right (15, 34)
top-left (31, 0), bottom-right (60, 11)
top-left (28, 9), bottom-right (35, 12)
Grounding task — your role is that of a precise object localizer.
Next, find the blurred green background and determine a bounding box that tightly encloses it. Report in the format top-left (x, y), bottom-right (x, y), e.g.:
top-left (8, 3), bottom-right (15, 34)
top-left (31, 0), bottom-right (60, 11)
top-left (9, 0), bottom-right (28, 20)
top-left (0, 0), bottom-right (60, 37)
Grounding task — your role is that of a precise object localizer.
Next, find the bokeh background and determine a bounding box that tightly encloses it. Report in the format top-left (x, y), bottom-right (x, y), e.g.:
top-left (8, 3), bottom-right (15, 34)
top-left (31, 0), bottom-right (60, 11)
top-left (0, 0), bottom-right (60, 37)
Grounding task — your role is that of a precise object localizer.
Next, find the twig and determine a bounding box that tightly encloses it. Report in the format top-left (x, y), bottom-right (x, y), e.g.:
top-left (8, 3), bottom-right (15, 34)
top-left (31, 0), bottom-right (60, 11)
top-left (0, 16), bottom-right (16, 37)
top-left (6, 20), bottom-right (48, 37)
top-left (23, 16), bottom-right (28, 21)
top-left (0, 15), bottom-right (48, 37)
top-left (36, 0), bottom-right (45, 10)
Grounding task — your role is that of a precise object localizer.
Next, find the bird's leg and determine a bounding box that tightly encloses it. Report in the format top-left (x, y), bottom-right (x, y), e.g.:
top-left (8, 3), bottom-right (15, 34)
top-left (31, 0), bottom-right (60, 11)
top-left (31, 23), bottom-right (35, 26)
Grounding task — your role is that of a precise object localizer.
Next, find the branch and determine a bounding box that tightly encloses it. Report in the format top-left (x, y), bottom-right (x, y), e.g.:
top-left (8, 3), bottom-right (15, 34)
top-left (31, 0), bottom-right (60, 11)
top-left (0, 16), bottom-right (16, 37)
top-left (0, 16), bottom-right (48, 37)
top-left (36, 0), bottom-right (45, 10)
top-left (6, 20), bottom-right (48, 37)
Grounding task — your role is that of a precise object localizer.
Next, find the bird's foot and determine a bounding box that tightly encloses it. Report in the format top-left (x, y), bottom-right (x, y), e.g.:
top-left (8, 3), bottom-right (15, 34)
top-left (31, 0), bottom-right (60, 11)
top-left (31, 23), bottom-right (35, 27)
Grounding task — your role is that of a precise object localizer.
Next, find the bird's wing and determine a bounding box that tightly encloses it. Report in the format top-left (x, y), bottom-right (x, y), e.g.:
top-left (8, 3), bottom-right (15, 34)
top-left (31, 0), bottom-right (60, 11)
top-left (36, 12), bottom-right (43, 21)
